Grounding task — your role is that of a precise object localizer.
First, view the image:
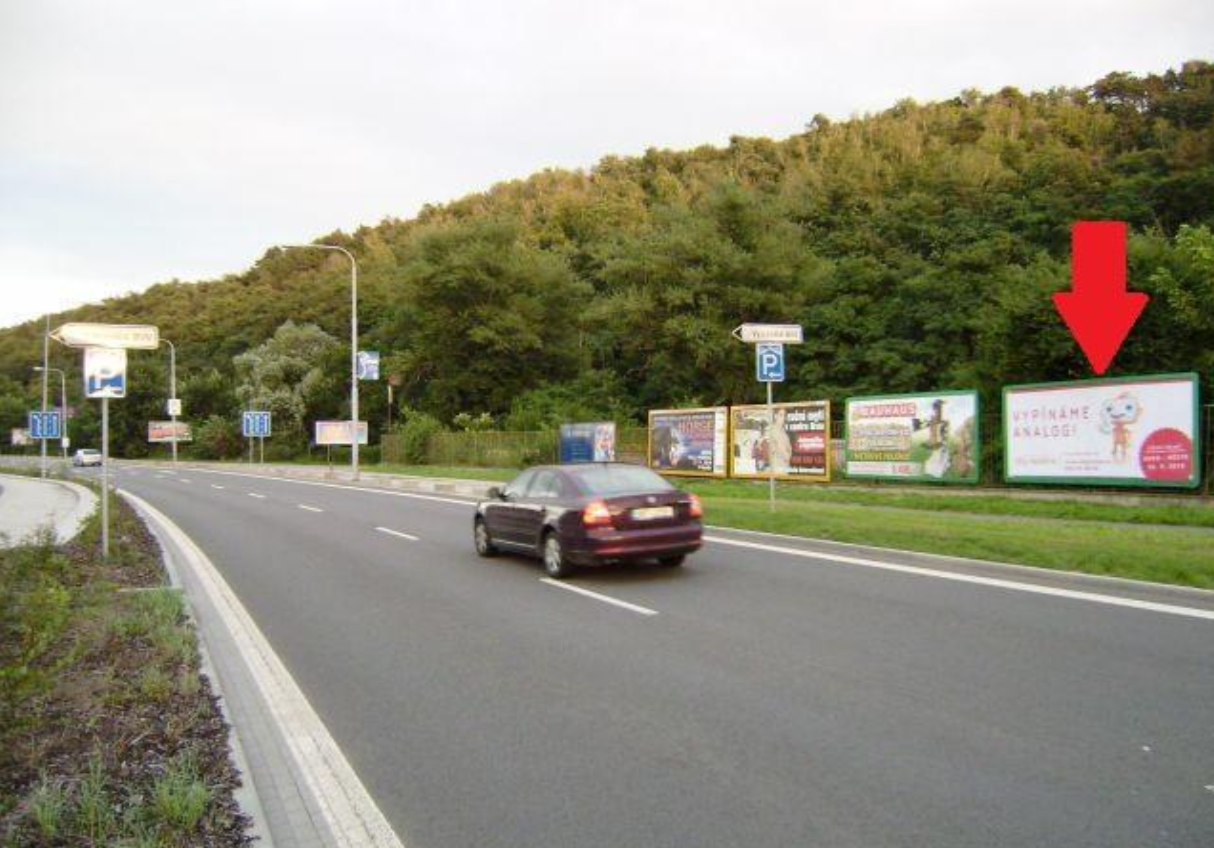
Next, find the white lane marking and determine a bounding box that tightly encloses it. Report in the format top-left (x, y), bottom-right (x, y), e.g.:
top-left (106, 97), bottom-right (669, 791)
top-left (299, 504), bottom-right (324, 513)
top-left (539, 578), bottom-right (659, 616)
top-left (374, 526), bottom-right (419, 541)
top-left (211, 484), bottom-right (225, 490)
top-left (119, 491), bottom-right (406, 847)
top-left (705, 536), bottom-right (1214, 622)
top-left (180, 478), bottom-right (192, 484)
top-left (180, 467), bottom-right (478, 506)
top-left (247, 492), bottom-right (266, 499)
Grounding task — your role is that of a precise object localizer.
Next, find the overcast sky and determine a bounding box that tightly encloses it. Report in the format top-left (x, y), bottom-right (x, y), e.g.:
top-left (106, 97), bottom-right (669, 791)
top-left (1, 0), bottom-right (1210, 329)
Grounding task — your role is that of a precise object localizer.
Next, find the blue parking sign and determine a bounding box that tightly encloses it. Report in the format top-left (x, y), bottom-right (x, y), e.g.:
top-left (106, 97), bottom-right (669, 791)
top-left (28, 410), bottom-right (62, 440)
top-left (756, 343), bottom-right (785, 382)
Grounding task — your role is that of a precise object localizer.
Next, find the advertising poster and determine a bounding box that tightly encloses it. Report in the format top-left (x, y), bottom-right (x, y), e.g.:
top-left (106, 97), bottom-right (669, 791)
top-left (559, 422), bottom-right (616, 463)
top-left (1004, 373), bottom-right (1200, 488)
top-left (845, 391), bottom-right (980, 482)
top-left (147, 421), bottom-right (194, 443)
top-left (730, 401), bottom-right (831, 481)
top-left (648, 407), bottom-right (729, 477)
top-left (314, 420), bottom-right (370, 446)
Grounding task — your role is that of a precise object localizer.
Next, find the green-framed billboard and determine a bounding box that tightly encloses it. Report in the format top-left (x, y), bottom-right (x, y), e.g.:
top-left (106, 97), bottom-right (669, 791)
top-left (844, 390), bottom-right (980, 483)
top-left (1003, 372), bottom-right (1200, 488)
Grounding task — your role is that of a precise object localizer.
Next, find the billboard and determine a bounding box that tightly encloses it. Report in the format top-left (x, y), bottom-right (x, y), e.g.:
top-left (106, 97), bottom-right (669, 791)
top-left (314, 420), bottom-right (369, 446)
top-left (730, 401), bottom-right (831, 481)
top-left (148, 421), bottom-right (193, 443)
top-left (1004, 373), bottom-right (1200, 488)
top-left (648, 407), bottom-right (729, 477)
top-left (845, 391), bottom-right (980, 483)
top-left (559, 422), bottom-right (616, 464)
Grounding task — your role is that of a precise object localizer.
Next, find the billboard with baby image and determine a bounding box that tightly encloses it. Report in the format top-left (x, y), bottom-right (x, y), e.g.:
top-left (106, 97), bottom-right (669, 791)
top-left (1003, 373), bottom-right (1199, 488)
top-left (730, 401), bottom-right (831, 481)
top-left (845, 391), bottom-right (980, 483)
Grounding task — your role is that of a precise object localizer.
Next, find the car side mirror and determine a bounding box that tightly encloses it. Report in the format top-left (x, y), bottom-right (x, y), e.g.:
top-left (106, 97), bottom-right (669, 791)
top-left (487, 486), bottom-right (503, 500)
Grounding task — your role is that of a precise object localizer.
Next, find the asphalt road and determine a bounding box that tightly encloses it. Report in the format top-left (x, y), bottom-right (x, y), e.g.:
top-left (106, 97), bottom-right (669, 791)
top-left (84, 464), bottom-right (1214, 848)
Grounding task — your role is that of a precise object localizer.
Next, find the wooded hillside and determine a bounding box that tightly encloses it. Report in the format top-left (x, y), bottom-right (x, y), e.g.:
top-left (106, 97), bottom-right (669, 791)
top-left (2, 61), bottom-right (1212, 457)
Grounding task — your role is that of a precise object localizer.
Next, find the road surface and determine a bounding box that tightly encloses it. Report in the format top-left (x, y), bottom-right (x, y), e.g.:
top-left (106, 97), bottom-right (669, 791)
top-left (85, 464), bottom-right (1214, 848)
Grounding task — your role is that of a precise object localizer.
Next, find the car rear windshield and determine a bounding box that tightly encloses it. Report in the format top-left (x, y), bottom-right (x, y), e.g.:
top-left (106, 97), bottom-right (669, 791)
top-left (566, 465), bottom-right (675, 496)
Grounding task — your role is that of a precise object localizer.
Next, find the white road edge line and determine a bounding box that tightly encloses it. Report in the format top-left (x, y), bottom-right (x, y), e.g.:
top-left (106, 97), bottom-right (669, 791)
top-left (247, 493), bottom-right (266, 499)
top-left (298, 505), bottom-right (324, 513)
top-left (177, 467), bottom-right (478, 506)
top-left (118, 490), bottom-right (406, 848)
top-left (705, 535), bottom-right (1214, 622)
top-left (374, 526), bottom-right (419, 541)
top-left (540, 578), bottom-right (659, 616)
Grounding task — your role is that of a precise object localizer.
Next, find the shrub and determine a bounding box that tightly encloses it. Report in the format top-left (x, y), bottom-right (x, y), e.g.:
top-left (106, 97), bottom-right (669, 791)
top-left (397, 410), bottom-right (444, 463)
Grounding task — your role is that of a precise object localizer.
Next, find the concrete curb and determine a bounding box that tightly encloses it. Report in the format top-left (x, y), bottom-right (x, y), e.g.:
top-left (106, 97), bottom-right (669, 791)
top-left (0, 471), bottom-right (98, 545)
top-left (120, 488), bottom-right (406, 848)
top-left (123, 490), bottom-right (276, 848)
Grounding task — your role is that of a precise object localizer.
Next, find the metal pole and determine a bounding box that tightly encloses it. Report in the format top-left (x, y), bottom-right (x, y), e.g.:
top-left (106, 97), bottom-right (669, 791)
top-left (166, 339), bottom-right (178, 464)
top-left (101, 397), bottom-right (109, 558)
top-left (259, 435), bottom-right (265, 464)
top-left (58, 369), bottom-right (67, 460)
top-left (767, 379), bottom-right (775, 513)
top-left (350, 259), bottom-right (359, 481)
top-left (41, 315), bottom-right (49, 477)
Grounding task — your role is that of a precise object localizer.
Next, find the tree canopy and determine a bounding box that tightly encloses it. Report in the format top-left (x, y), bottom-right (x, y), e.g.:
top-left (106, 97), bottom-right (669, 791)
top-left (2, 60), bottom-right (1212, 456)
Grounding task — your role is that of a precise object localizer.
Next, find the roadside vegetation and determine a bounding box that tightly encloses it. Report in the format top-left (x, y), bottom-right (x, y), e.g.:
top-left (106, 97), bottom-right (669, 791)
top-left (0, 493), bottom-right (250, 846)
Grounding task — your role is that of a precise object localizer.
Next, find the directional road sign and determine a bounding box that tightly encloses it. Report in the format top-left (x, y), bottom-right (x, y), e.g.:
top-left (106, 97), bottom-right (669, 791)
top-left (733, 324), bottom-right (803, 344)
top-left (28, 410), bottom-right (62, 440)
top-left (84, 347), bottom-right (127, 398)
top-left (242, 411), bottom-right (272, 438)
top-left (52, 323), bottom-right (159, 350)
top-left (756, 343), bottom-right (785, 382)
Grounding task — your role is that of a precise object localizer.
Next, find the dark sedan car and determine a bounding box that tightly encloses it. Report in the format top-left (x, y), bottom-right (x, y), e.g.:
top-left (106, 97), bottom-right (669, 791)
top-left (473, 463), bottom-right (702, 578)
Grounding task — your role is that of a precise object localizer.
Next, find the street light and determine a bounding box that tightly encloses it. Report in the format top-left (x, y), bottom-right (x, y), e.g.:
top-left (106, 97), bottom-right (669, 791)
top-left (163, 339), bottom-right (179, 464)
top-left (33, 366), bottom-right (68, 460)
top-left (276, 243), bottom-right (360, 480)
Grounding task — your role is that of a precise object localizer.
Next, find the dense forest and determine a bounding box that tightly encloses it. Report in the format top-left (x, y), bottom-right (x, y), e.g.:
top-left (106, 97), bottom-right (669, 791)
top-left (2, 61), bottom-right (1212, 459)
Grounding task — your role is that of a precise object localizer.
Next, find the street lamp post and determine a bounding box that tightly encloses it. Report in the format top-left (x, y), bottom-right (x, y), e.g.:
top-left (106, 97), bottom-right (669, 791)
top-left (40, 315), bottom-right (49, 477)
top-left (276, 243), bottom-right (360, 480)
top-left (163, 339), bottom-right (178, 464)
top-left (33, 366), bottom-right (68, 460)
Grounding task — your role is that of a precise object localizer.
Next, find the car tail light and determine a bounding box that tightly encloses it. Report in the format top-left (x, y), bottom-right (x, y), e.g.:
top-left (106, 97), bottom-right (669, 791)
top-left (583, 500), bottom-right (613, 527)
top-left (687, 494), bottom-right (703, 518)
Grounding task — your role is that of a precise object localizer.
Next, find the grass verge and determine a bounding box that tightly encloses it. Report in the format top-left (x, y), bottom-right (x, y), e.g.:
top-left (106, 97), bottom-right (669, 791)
top-left (695, 494), bottom-right (1214, 589)
top-left (0, 487), bottom-right (250, 847)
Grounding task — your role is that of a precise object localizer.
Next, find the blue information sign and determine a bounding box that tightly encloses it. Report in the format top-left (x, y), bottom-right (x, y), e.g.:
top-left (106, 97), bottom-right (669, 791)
top-left (242, 411), bottom-right (272, 438)
top-left (28, 410), bottom-right (62, 440)
top-left (756, 343), bottom-right (785, 382)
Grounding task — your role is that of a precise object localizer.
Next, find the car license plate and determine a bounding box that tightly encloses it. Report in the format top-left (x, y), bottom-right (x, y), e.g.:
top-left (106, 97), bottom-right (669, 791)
top-left (632, 506), bottom-right (673, 521)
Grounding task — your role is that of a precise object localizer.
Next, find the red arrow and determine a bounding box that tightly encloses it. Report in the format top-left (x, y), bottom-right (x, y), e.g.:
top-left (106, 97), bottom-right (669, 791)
top-left (1053, 221), bottom-right (1148, 375)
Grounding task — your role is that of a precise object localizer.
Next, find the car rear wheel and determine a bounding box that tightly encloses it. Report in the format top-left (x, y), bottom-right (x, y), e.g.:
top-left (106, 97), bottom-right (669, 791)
top-left (474, 517), bottom-right (498, 557)
top-left (542, 532), bottom-right (573, 579)
top-left (658, 554), bottom-right (686, 568)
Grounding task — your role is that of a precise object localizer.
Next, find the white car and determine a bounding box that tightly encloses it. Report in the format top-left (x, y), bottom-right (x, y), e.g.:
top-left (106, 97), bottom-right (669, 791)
top-left (72, 448), bottom-right (103, 467)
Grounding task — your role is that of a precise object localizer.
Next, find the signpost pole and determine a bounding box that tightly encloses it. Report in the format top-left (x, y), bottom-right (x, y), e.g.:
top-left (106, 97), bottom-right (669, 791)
top-left (166, 339), bottom-right (178, 464)
top-left (101, 397), bottom-right (109, 558)
top-left (767, 380), bottom-right (776, 513)
top-left (259, 435), bottom-right (265, 465)
top-left (40, 315), bottom-right (49, 478)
